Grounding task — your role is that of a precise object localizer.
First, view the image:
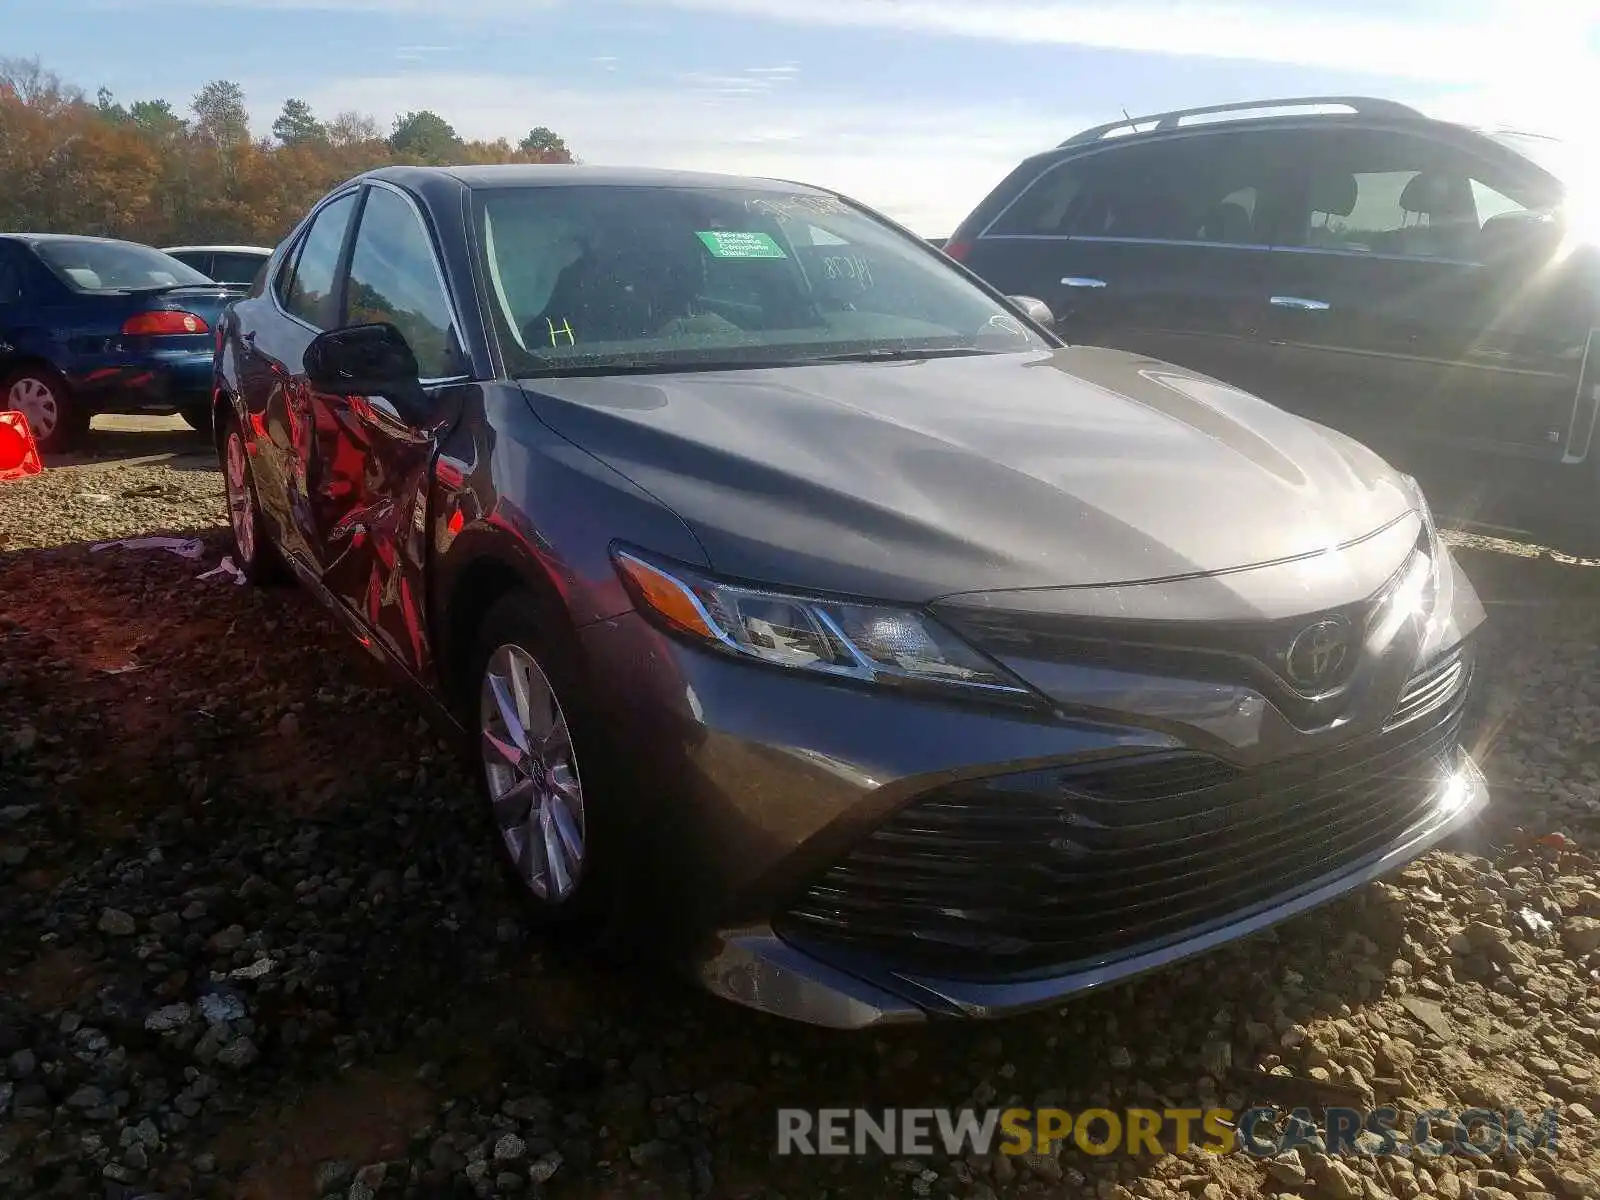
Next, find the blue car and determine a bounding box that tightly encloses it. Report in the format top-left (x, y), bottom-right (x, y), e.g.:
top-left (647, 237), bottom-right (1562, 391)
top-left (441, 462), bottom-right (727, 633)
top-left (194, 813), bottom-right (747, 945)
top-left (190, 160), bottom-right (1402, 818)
top-left (0, 234), bottom-right (244, 453)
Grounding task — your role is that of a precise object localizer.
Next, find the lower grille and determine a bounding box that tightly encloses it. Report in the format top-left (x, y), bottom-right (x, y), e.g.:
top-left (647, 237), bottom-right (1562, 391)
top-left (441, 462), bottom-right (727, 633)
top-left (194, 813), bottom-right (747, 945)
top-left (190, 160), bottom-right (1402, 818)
top-left (779, 655), bottom-right (1470, 980)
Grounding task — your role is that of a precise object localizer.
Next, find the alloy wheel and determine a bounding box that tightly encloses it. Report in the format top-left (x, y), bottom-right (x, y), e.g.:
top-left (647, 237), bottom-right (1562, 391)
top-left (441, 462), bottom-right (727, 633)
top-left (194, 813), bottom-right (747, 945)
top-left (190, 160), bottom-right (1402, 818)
top-left (479, 643), bottom-right (587, 902)
top-left (8, 376), bottom-right (59, 441)
top-left (223, 429), bottom-right (256, 565)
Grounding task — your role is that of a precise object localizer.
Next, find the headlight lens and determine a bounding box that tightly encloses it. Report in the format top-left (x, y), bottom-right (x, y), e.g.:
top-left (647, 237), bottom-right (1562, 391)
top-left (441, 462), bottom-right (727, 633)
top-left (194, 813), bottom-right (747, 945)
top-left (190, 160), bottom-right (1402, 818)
top-left (1398, 473), bottom-right (1439, 547)
top-left (1369, 474), bottom-right (1448, 658)
top-left (613, 548), bottom-right (1040, 704)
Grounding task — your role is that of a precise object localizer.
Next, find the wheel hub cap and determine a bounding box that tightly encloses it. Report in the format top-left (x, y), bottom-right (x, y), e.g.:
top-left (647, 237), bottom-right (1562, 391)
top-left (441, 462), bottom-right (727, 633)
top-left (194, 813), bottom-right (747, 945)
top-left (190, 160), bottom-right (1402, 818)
top-left (479, 644), bottom-right (586, 902)
top-left (224, 432), bottom-right (255, 565)
top-left (8, 378), bottom-right (58, 440)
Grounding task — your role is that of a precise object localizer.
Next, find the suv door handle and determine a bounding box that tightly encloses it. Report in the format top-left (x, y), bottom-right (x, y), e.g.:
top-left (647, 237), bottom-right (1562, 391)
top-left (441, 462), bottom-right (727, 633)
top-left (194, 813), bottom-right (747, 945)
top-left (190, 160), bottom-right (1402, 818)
top-left (1270, 295), bottom-right (1331, 311)
top-left (1061, 277), bottom-right (1108, 289)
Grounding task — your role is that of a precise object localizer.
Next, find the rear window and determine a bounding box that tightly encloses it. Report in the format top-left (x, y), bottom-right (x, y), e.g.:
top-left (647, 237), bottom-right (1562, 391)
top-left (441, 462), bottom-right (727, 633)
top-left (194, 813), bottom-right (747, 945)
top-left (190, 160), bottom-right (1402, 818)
top-left (35, 240), bottom-right (213, 292)
top-left (209, 253), bottom-right (269, 285)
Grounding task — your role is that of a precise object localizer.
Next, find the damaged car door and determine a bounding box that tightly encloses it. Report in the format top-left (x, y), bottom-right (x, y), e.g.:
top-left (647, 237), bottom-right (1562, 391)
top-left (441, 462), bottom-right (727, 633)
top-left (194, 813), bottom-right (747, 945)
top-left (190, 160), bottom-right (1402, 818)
top-left (304, 181), bottom-right (470, 682)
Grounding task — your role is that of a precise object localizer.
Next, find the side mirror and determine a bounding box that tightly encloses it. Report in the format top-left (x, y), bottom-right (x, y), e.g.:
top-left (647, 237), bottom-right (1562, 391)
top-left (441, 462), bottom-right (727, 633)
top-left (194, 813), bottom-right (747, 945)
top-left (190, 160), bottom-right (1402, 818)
top-left (304, 322), bottom-right (420, 390)
top-left (303, 323), bottom-right (430, 422)
top-left (1008, 295), bottom-right (1055, 329)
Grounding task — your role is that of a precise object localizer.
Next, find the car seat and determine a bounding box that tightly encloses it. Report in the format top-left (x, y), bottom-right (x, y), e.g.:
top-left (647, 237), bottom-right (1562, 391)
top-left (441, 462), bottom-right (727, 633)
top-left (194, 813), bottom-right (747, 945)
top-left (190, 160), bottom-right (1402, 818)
top-left (1306, 171), bottom-right (1358, 247)
top-left (536, 228), bottom-right (708, 343)
top-left (1202, 200), bottom-right (1254, 244)
top-left (1395, 171), bottom-right (1473, 259)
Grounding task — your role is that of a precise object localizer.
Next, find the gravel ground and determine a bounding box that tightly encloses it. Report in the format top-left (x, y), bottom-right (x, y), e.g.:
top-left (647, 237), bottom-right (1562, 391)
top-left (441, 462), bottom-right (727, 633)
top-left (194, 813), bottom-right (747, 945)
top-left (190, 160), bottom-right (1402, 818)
top-left (3, 426), bottom-right (1600, 1200)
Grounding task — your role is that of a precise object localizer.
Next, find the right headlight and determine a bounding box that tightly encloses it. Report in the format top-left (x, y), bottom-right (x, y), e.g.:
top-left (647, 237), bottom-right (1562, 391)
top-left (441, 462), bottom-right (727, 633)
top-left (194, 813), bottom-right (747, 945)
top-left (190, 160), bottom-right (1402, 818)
top-left (612, 546), bottom-right (1043, 707)
top-left (1382, 473), bottom-right (1474, 666)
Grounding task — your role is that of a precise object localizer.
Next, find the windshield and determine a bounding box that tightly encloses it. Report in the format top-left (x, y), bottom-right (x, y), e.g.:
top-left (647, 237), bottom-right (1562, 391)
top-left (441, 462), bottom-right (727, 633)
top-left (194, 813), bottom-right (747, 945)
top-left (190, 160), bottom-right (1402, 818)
top-left (36, 239), bottom-right (214, 292)
top-left (1488, 131), bottom-right (1581, 185)
top-left (473, 184), bottom-right (1050, 374)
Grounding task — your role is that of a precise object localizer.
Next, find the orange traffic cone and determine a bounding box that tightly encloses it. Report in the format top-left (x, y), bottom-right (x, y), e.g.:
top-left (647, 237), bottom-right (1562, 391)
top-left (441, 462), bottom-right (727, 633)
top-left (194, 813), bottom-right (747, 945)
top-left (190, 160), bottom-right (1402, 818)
top-left (0, 410), bottom-right (43, 481)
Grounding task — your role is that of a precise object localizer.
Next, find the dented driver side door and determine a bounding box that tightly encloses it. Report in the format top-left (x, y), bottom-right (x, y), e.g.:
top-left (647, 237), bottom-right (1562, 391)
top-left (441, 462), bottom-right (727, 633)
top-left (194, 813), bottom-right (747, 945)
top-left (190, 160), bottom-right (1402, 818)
top-left (307, 182), bottom-right (470, 685)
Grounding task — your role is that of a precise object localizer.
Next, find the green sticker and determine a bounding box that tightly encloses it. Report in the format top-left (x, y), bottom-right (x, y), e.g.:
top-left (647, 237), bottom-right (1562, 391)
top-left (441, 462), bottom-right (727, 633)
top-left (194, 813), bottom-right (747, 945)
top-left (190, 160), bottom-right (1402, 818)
top-left (696, 230), bottom-right (787, 259)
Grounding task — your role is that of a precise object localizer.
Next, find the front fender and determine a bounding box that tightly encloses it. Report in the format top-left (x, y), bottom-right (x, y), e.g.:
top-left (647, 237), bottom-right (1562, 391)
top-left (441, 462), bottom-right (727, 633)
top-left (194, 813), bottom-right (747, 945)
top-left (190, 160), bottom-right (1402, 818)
top-left (427, 382), bottom-right (708, 688)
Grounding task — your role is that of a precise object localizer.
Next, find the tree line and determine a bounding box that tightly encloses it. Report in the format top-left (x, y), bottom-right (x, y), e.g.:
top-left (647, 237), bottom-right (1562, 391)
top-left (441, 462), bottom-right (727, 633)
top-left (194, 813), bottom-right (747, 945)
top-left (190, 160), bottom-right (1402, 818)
top-left (0, 58), bottom-right (576, 248)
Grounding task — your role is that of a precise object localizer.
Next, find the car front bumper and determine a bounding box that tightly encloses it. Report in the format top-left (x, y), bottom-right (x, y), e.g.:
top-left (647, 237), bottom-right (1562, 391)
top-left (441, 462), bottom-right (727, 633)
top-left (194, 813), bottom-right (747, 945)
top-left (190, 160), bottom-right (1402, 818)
top-left (696, 754), bottom-right (1485, 1028)
top-left (577, 605), bottom-right (1488, 1030)
top-left (66, 349), bottom-right (213, 416)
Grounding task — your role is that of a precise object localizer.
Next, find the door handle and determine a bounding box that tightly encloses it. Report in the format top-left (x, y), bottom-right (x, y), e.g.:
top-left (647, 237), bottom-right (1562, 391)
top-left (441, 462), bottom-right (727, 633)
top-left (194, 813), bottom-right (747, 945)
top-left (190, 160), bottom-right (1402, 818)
top-left (1061, 277), bottom-right (1108, 289)
top-left (1270, 296), bottom-right (1331, 311)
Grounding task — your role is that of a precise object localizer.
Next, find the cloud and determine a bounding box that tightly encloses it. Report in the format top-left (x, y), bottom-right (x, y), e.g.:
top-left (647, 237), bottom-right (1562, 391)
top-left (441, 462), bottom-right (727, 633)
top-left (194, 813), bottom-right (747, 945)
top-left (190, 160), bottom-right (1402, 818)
top-left (395, 44), bottom-right (457, 62)
top-left (656, 0), bottom-right (1595, 83)
top-left (92, 0), bottom-right (558, 9)
top-left (274, 70), bottom-right (1071, 234)
top-left (675, 65), bottom-right (802, 99)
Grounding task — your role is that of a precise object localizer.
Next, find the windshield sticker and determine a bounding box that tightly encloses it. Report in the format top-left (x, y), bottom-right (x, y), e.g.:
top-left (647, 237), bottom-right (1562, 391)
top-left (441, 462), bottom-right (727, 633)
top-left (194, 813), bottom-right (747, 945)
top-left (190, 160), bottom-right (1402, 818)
top-left (744, 195), bottom-right (849, 221)
top-left (696, 230), bottom-right (787, 259)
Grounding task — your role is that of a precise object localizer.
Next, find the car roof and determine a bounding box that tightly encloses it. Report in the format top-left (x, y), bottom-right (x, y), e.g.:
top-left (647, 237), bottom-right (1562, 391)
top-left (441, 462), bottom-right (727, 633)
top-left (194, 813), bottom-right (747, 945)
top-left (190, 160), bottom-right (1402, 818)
top-left (1, 233), bottom-right (154, 246)
top-left (359, 163), bottom-right (835, 195)
top-left (1058, 95), bottom-right (1431, 148)
top-left (998, 97), bottom-right (1563, 188)
top-left (161, 244), bottom-right (274, 254)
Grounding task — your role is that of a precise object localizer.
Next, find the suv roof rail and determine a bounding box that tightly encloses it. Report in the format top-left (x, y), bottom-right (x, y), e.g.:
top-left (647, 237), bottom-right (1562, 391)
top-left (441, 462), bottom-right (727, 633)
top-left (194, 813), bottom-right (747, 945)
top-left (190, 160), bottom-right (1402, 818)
top-left (1059, 95), bottom-right (1426, 147)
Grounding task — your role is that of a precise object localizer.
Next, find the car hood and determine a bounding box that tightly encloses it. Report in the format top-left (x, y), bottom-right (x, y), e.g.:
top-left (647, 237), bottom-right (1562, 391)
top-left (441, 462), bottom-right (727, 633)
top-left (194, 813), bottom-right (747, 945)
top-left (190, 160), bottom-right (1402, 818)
top-left (517, 346), bottom-right (1415, 603)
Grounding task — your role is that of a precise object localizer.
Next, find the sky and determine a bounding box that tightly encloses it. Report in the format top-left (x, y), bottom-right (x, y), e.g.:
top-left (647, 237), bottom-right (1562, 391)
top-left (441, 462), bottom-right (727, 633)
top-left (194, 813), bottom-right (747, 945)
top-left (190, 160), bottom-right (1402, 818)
top-left (7, 0), bottom-right (1599, 235)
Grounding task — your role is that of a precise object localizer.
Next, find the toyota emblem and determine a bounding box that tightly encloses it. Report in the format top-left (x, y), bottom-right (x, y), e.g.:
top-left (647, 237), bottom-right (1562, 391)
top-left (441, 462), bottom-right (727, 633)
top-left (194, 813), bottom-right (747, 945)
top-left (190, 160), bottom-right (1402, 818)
top-left (1284, 618), bottom-right (1352, 692)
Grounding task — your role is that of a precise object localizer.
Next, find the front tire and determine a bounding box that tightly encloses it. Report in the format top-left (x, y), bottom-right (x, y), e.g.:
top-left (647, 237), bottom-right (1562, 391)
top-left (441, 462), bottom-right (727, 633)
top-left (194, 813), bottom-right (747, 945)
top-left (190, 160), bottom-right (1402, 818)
top-left (469, 592), bottom-right (617, 940)
top-left (220, 412), bottom-right (288, 584)
top-left (3, 366), bottom-right (86, 455)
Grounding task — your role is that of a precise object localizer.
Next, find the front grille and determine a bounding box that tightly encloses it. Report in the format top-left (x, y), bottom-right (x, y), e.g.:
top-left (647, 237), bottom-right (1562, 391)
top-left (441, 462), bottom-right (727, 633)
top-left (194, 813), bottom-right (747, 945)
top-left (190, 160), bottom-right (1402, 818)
top-left (779, 653), bottom-right (1470, 981)
top-left (932, 543), bottom-right (1425, 728)
top-left (1386, 645), bottom-right (1469, 731)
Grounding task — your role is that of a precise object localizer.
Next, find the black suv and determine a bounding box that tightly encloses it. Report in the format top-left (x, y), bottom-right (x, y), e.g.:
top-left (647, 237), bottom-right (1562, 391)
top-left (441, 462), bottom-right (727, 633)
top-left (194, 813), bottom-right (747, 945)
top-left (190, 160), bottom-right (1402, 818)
top-left (946, 96), bottom-right (1600, 552)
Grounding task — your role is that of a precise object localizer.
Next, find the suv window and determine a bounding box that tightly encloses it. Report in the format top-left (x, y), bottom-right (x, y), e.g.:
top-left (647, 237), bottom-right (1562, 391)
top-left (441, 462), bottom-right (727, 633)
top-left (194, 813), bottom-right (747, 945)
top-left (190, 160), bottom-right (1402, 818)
top-left (986, 132), bottom-right (1298, 244)
top-left (0, 247), bottom-right (28, 305)
top-left (167, 251), bottom-right (211, 276)
top-left (210, 252), bottom-right (267, 286)
top-left (283, 193), bottom-right (357, 329)
top-left (345, 187), bottom-right (460, 379)
top-left (1286, 129), bottom-right (1554, 262)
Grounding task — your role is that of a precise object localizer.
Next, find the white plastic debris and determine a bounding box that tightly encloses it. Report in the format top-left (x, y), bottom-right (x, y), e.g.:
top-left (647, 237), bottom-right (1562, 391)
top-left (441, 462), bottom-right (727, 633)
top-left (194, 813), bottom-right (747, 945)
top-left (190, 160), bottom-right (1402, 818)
top-left (196, 556), bottom-right (246, 586)
top-left (90, 536), bottom-right (205, 559)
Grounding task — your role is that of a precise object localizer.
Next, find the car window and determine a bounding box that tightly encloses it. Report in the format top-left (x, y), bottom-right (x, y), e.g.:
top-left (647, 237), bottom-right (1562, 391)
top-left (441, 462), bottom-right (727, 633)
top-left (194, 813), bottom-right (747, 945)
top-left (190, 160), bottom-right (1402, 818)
top-left (345, 187), bottom-right (461, 379)
top-left (475, 184), bottom-right (1050, 374)
top-left (166, 251), bottom-right (211, 276)
top-left (33, 239), bottom-right (214, 292)
top-left (0, 248), bottom-right (27, 305)
top-left (985, 132), bottom-right (1297, 244)
top-left (210, 253), bottom-right (268, 286)
top-left (283, 193), bottom-right (357, 329)
top-left (1284, 130), bottom-right (1554, 262)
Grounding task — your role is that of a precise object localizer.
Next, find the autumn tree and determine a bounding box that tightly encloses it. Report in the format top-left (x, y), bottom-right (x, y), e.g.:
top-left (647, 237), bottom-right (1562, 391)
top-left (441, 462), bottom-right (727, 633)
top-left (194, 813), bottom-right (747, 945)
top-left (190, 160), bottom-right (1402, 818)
top-left (0, 61), bottom-right (575, 247)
